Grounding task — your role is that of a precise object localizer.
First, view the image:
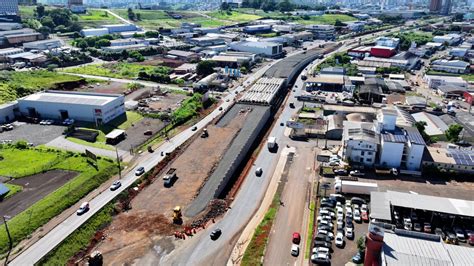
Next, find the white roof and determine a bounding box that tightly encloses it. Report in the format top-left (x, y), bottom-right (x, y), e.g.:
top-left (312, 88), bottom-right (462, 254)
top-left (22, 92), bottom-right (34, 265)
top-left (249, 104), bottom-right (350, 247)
top-left (105, 129), bottom-right (125, 139)
top-left (411, 112), bottom-right (448, 136)
top-left (20, 91), bottom-right (121, 106)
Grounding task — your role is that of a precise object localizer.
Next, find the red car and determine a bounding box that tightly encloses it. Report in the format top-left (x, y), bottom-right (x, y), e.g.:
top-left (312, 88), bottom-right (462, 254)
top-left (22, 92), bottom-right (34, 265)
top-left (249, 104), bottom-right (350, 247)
top-left (469, 235), bottom-right (474, 246)
top-left (292, 232), bottom-right (301, 244)
top-left (361, 211), bottom-right (369, 222)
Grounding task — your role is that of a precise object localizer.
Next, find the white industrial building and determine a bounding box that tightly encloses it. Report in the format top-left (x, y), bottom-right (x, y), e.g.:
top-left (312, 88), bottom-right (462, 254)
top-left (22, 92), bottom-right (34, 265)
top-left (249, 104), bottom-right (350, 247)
top-left (23, 39), bottom-right (63, 51)
top-left (109, 38), bottom-right (149, 47)
top-left (0, 101), bottom-right (17, 124)
top-left (103, 24), bottom-right (140, 34)
top-left (229, 41), bottom-right (283, 57)
top-left (375, 37), bottom-right (400, 48)
top-left (431, 59), bottom-right (470, 74)
top-left (342, 108), bottom-right (425, 170)
top-left (433, 34), bottom-right (461, 45)
top-left (80, 28), bottom-right (109, 37)
top-left (305, 24), bottom-right (335, 40)
top-left (423, 75), bottom-right (468, 89)
top-left (17, 91), bottom-right (125, 124)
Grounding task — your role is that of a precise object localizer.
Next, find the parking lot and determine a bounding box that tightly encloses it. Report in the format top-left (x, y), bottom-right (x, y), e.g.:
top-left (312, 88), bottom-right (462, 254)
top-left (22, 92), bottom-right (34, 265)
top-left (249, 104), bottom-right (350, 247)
top-left (0, 122), bottom-right (65, 145)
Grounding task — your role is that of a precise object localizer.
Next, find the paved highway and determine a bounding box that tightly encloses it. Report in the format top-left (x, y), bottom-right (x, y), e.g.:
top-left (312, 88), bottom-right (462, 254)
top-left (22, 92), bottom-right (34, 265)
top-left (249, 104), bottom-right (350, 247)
top-left (9, 61), bottom-right (273, 266)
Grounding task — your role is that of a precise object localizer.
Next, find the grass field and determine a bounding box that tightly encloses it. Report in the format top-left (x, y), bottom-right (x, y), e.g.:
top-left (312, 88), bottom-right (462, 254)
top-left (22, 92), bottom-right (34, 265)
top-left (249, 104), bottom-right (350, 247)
top-left (3, 184), bottom-right (23, 200)
top-left (207, 11), bottom-right (261, 22)
top-left (19, 6), bottom-right (38, 18)
top-left (238, 8), bottom-right (287, 19)
top-left (67, 129), bottom-right (115, 151)
top-left (0, 148), bottom-right (64, 178)
top-left (0, 70), bottom-right (85, 104)
top-left (0, 147), bottom-right (117, 255)
top-left (63, 63), bottom-right (162, 79)
top-left (78, 10), bottom-right (118, 22)
top-left (112, 9), bottom-right (233, 28)
top-left (38, 204), bottom-right (114, 265)
top-left (295, 14), bottom-right (356, 25)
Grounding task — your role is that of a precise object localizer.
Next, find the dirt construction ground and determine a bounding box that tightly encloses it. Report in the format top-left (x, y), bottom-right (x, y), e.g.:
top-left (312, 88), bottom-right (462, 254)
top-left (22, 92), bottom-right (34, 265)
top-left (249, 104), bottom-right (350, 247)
top-left (94, 111), bottom-right (247, 264)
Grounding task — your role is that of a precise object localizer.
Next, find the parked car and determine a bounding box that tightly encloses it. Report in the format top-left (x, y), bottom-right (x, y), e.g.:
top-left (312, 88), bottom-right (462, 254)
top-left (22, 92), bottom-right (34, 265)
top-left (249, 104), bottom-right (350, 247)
top-left (110, 180), bottom-right (121, 191)
top-left (349, 170), bottom-right (365, 177)
top-left (361, 211), bottom-right (369, 222)
top-left (292, 232), bottom-right (301, 244)
top-left (329, 161), bottom-right (340, 166)
top-left (291, 244), bottom-right (299, 257)
top-left (352, 251), bottom-right (364, 263)
top-left (335, 231), bottom-right (344, 247)
top-left (469, 234), bottom-right (474, 245)
top-left (446, 231), bottom-right (458, 244)
top-left (318, 224), bottom-right (333, 232)
top-left (337, 217), bottom-right (344, 230)
top-left (62, 118), bottom-right (75, 125)
top-left (76, 202), bottom-right (89, 215)
top-left (313, 240), bottom-right (332, 250)
top-left (353, 210), bottom-right (361, 223)
top-left (210, 228), bottom-right (222, 240)
top-left (255, 167), bottom-right (263, 176)
top-left (315, 233), bottom-right (332, 243)
top-left (191, 126), bottom-right (197, 131)
top-left (317, 229), bottom-right (334, 240)
top-left (414, 223), bottom-right (422, 232)
top-left (135, 166), bottom-right (145, 176)
top-left (346, 226), bottom-right (354, 239)
top-left (423, 223), bottom-right (432, 233)
top-left (393, 210), bottom-right (400, 221)
top-left (334, 169), bottom-right (348, 175)
top-left (454, 228), bottom-right (466, 242)
top-left (435, 228), bottom-right (445, 240)
top-left (317, 215), bottom-right (332, 223)
top-left (311, 252), bottom-right (330, 264)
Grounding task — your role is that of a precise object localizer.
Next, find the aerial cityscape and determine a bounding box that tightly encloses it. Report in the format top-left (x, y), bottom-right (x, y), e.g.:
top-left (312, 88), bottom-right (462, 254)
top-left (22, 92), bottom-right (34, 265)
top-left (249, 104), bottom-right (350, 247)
top-left (0, 0), bottom-right (473, 265)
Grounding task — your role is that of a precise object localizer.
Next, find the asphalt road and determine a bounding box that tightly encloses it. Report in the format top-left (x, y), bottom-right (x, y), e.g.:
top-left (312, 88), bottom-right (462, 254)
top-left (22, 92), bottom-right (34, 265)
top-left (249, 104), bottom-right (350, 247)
top-left (9, 62), bottom-right (272, 266)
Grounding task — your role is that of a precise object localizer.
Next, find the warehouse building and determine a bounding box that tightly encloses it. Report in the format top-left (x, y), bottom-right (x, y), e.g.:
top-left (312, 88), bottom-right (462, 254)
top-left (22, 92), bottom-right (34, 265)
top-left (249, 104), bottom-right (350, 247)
top-left (423, 75), bottom-right (468, 89)
top-left (243, 24), bottom-right (272, 34)
top-left (17, 91), bottom-right (125, 124)
top-left (80, 28), bottom-right (109, 37)
top-left (431, 59), bottom-right (470, 74)
top-left (305, 24), bottom-right (335, 40)
top-left (23, 39), bottom-right (63, 51)
top-left (370, 46), bottom-right (396, 58)
top-left (229, 41), bottom-right (283, 57)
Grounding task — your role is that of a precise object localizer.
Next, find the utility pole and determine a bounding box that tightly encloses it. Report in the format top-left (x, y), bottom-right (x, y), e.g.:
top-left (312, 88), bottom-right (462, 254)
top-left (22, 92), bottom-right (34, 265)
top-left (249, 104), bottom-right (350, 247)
top-left (3, 216), bottom-right (12, 266)
top-left (115, 148), bottom-right (122, 179)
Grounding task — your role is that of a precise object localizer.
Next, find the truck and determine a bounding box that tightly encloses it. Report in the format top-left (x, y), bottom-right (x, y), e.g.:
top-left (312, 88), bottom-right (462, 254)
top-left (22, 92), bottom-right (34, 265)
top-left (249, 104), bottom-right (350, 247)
top-left (334, 179), bottom-right (378, 195)
top-left (163, 168), bottom-right (177, 187)
top-left (267, 136), bottom-right (277, 151)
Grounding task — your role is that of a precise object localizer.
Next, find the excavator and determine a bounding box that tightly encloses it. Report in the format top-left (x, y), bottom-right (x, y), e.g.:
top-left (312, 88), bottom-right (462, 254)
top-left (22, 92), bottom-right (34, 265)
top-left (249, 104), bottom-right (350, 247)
top-left (173, 206), bottom-right (183, 224)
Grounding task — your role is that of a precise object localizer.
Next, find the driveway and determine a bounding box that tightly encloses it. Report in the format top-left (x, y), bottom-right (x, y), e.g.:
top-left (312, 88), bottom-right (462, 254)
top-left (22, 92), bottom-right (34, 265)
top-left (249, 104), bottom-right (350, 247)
top-left (0, 123), bottom-right (65, 145)
top-left (46, 136), bottom-right (129, 161)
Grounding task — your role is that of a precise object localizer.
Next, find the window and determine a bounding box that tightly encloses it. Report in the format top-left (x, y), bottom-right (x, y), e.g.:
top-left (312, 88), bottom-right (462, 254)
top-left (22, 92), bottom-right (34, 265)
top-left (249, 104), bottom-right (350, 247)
top-left (360, 158), bottom-right (364, 163)
top-left (368, 152), bottom-right (372, 155)
top-left (361, 151), bottom-right (365, 156)
top-left (366, 158), bottom-right (372, 162)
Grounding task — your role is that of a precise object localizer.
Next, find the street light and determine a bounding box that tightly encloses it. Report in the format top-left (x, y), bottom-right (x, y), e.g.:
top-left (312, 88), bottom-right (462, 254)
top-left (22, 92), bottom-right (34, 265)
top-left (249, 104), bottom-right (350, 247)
top-left (3, 215), bottom-right (12, 266)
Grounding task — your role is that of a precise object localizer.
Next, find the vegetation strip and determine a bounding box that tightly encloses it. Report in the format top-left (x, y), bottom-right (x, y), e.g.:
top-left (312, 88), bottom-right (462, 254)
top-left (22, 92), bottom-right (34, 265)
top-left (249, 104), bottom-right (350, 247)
top-left (0, 145), bottom-right (117, 255)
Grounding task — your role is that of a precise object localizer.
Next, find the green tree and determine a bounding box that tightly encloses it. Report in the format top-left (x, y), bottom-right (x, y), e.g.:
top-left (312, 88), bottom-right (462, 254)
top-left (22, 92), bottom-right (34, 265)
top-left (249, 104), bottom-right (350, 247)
top-left (40, 16), bottom-right (55, 29)
top-left (196, 60), bottom-right (217, 76)
top-left (278, 0), bottom-right (294, 12)
top-left (95, 39), bottom-right (111, 48)
top-left (414, 121), bottom-right (431, 143)
top-left (334, 19), bottom-right (346, 27)
top-left (357, 236), bottom-right (365, 252)
top-left (445, 124), bottom-right (463, 143)
top-left (127, 8), bottom-right (136, 21)
top-left (36, 5), bottom-right (45, 18)
top-left (261, 0), bottom-right (276, 12)
top-left (136, 13), bottom-right (142, 21)
top-left (220, 2), bottom-right (230, 11)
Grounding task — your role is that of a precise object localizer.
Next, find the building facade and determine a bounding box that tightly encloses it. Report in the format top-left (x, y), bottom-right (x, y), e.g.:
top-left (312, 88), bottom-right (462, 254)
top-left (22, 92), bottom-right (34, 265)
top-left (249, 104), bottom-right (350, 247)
top-left (0, 0), bottom-right (19, 16)
top-left (429, 0), bottom-right (442, 12)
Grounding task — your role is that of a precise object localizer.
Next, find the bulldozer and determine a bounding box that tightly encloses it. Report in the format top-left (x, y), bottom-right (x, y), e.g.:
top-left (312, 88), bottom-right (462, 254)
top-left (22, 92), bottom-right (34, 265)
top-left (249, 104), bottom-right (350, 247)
top-left (172, 206), bottom-right (183, 224)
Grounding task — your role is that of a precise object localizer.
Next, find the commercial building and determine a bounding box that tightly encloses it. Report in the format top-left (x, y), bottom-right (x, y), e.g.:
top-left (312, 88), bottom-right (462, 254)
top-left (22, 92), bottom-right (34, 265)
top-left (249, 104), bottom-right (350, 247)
top-left (441, 0), bottom-right (452, 15)
top-left (103, 24), bottom-right (139, 34)
top-left (189, 36), bottom-right (226, 47)
top-left (423, 75), bottom-right (468, 89)
top-left (433, 34), bottom-right (461, 46)
top-left (166, 49), bottom-right (200, 61)
top-left (431, 59), bottom-right (469, 74)
top-left (0, 0), bottom-right (19, 16)
top-left (22, 39), bottom-right (63, 51)
top-left (305, 74), bottom-right (347, 92)
top-left (305, 25), bottom-right (335, 40)
top-left (342, 121), bottom-right (379, 166)
top-left (210, 51), bottom-right (255, 68)
top-left (0, 28), bottom-right (41, 47)
top-left (229, 41), bottom-right (283, 57)
top-left (80, 28), bottom-right (109, 37)
top-left (375, 37), bottom-right (400, 49)
top-left (17, 91), bottom-right (125, 124)
top-left (0, 22), bottom-right (21, 31)
top-left (348, 46), bottom-right (372, 59)
top-left (412, 112), bottom-right (448, 136)
top-left (429, 0), bottom-right (442, 12)
top-left (370, 46), bottom-right (396, 58)
top-left (243, 24), bottom-right (272, 34)
top-left (102, 44), bottom-right (149, 53)
top-left (449, 47), bottom-right (468, 57)
top-left (0, 101), bottom-right (17, 123)
top-left (436, 84), bottom-right (468, 98)
top-left (0, 47), bottom-right (22, 61)
top-left (423, 146), bottom-right (474, 174)
top-left (109, 38), bottom-right (149, 47)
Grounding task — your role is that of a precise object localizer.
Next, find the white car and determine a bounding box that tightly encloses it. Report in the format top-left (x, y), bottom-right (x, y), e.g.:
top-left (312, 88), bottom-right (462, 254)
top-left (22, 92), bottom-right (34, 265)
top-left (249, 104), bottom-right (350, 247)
top-left (317, 229), bottom-right (334, 240)
top-left (319, 220), bottom-right (334, 229)
top-left (337, 217), bottom-right (344, 229)
top-left (346, 227), bottom-right (354, 239)
top-left (354, 210), bottom-right (361, 222)
top-left (76, 202), bottom-right (89, 215)
top-left (454, 228), bottom-right (466, 242)
top-left (312, 247), bottom-right (330, 257)
top-left (345, 200), bottom-right (352, 208)
top-left (337, 209), bottom-right (344, 218)
top-left (335, 231), bottom-right (344, 247)
top-left (291, 244), bottom-right (299, 257)
top-left (317, 215), bottom-right (332, 223)
top-left (361, 204), bottom-right (368, 212)
top-left (110, 180), bottom-right (121, 191)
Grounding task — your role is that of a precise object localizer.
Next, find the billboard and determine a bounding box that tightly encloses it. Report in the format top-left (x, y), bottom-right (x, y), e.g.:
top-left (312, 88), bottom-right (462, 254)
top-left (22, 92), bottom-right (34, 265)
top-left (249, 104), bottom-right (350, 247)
top-left (85, 149), bottom-right (97, 162)
top-left (286, 121), bottom-right (304, 129)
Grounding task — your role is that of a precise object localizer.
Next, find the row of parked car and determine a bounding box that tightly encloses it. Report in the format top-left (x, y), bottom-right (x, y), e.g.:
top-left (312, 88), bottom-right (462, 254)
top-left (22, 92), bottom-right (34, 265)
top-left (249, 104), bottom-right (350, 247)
top-left (394, 209), bottom-right (474, 245)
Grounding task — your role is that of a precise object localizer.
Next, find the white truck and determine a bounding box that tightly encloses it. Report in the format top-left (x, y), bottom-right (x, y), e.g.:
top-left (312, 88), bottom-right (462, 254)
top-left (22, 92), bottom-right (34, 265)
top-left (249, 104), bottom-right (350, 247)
top-left (267, 136), bottom-right (277, 150)
top-left (334, 179), bottom-right (378, 195)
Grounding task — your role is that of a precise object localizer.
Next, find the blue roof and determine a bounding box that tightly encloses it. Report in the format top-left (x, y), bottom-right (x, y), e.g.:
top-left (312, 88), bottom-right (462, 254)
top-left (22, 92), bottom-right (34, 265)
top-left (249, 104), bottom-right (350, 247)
top-left (404, 127), bottom-right (426, 145)
top-left (447, 148), bottom-right (474, 166)
top-left (0, 183), bottom-right (10, 196)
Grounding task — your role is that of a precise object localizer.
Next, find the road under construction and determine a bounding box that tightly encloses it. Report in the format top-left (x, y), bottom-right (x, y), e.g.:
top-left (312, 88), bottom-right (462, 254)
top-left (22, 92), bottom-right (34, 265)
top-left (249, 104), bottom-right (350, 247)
top-left (185, 43), bottom-right (337, 217)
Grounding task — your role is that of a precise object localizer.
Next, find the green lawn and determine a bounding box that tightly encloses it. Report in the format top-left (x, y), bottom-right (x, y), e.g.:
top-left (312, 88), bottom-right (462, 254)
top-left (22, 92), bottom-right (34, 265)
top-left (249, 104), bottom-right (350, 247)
top-left (0, 148), bottom-right (63, 178)
top-left (461, 74), bottom-right (474, 82)
top-left (305, 201), bottom-right (316, 259)
top-left (63, 63), bottom-right (162, 79)
top-left (78, 10), bottom-right (118, 22)
top-left (207, 11), bottom-right (261, 22)
top-left (237, 8), bottom-right (287, 19)
top-left (3, 184), bottom-right (23, 200)
top-left (19, 6), bottom-right (38, 18)
top-left (38, 204), bottom-right (114, 265)
top-left (295, 14), bottom-right (357, 25)
top-left (0, 147), bottom-right (117, 255)
top-left (116, 111), bottom-right (144, 130)
top-left (0, 70), bottom-right (85, 104)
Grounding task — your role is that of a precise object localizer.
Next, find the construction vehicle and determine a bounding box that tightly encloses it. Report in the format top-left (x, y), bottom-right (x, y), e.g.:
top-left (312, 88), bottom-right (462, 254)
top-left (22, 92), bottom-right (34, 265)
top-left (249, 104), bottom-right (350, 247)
top-left (173, 206), bottom-right (182, 224)
top-left (88, 251), bottom-right (103, 266)
top-left (163, 168), bottom-right (177, 187)
top-left (201, 128), bottom-right (209, 138)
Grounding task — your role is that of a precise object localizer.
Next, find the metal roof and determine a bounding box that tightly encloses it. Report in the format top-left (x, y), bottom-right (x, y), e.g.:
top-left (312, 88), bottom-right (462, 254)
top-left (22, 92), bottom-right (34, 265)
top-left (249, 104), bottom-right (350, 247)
top-left (446, 147), bottom-right (474, 167)
top-left (20, 91), bottom-right (121, 107)
top-left (370, 192), bottom-right (392, 221)
top-left (387, 190), bottom-right (474, 217)
top-left (0, 183), bottom-right (10, 197)
top-left (105, 129), bottom-right (125, 139)
top-left (403, 126), bottom-right (426, 145)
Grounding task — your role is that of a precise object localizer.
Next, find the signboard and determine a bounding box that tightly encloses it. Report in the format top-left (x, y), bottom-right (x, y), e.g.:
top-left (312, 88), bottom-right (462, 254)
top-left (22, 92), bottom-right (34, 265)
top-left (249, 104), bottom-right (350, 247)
top-left (316, 155), bottom-right (330, 162)
top-left (94, 109), bottom-right (102, 117)
top-left (85, 149), bottom-right (97, 162)
top-left (286, 121), bottom-right (304, 129)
